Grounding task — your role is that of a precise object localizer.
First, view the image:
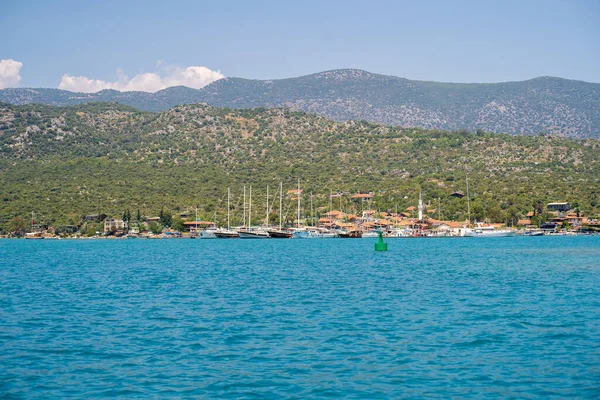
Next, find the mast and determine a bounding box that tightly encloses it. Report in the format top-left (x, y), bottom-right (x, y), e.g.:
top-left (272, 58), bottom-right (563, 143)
top-left (227, 187), bottom-right (230, 230)
top-left (243, 185), bottom-right (246, 227)
top-left (466, 174), bottom-right (471, 225)
top-left (418, 191), bottom-right (423, 221)
top-left (438, 198), bottom-right (441, 221)
top-left (310, 191), bottom-right (313, 227)
top-left (266, 185), bottom-right (269, 227)
top-left (297, 179), bottom-right (301, 228)
top-left (31, 211), bottom-right (34, 233)
top-left (329, 189), bottom-right (333, 215)
top-left (279, 182), bottom-right (283, 230)
top-left (249, 186), bottom-right (252, 228)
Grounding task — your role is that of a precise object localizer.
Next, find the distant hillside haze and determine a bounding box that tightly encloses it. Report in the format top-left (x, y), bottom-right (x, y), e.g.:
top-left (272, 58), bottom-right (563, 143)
top-left (1, 69), bottom-right (598, 139)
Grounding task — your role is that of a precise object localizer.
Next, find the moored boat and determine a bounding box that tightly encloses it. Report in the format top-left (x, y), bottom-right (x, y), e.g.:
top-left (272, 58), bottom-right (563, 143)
top-left (238, 228), bottom-right (270, 239)
top-left (267, 229), bottom-right (294, 238)
top-left (524, 229), bottom-right (544, 236)
top-left (338, 230), bottom-right (362, 238)
top-left (199, 228), bottom-right (218, 239)
top-left (215, 187), bottom-right (239, 238)
top-left (361, 230), bottom-right (379, 238)
top-left (471, 224), bottom-right (515, 237)
top-left (214, 229), bottom-right (240, 238)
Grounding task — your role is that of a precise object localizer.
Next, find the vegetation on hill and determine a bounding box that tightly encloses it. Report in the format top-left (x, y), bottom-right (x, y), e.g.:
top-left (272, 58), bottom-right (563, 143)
top-left (0, 102), bottom-right (598, 232)
top-left (1, 69), bottom-right (598, 139)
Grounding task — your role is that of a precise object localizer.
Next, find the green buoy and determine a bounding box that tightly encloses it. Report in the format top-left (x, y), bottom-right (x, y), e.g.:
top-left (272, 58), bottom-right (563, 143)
top-left (374, 231), bottom-right (388, 251)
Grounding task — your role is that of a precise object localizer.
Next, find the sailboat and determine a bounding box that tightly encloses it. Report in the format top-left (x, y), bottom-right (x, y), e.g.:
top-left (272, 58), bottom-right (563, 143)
top-left (268, 181), bottom-right (293, 238)
top-left (238, 185), bottom-right (270, 238)
top-left (292, 179), bottom-right (312, 238)
top-left (25, 211), bottom-right (44, 239)
top-left (215, 187), bottom-right (239, 238)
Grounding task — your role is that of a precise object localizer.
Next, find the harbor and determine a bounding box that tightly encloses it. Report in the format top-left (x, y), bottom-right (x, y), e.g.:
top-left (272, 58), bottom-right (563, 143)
top-left (9, 188), bottom-right (599, 239)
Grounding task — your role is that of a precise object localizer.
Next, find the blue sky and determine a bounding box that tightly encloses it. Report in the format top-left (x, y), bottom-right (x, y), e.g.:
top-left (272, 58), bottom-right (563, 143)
top-left (1, 0), bottom-right (599, 91)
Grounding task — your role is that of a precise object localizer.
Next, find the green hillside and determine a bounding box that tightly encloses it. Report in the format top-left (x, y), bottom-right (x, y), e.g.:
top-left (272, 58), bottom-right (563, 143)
top-left (0, 102), bottom-right (598, 231)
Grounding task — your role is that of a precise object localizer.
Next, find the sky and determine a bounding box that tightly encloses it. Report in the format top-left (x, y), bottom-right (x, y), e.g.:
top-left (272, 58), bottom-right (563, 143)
top-left (1, 0), bottom-right (599, 92)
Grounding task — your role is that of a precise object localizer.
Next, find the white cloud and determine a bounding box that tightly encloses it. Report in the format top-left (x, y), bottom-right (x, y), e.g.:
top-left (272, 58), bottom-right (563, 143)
top-left (58, 64), bottom-right (225, 93)
top-left (0, 59), bottom-right (23, 89)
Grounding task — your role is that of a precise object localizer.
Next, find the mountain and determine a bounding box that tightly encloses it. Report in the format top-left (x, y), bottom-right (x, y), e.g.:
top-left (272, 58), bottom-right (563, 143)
top-left (0, 102), bottom-right (598, 230)
top-left (1, 69), bottom-right (598, 139)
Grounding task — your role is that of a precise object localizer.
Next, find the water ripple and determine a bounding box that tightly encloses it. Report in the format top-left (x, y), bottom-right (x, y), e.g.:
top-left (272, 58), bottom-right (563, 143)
top-left (0, 236), bottom-right (599, 398)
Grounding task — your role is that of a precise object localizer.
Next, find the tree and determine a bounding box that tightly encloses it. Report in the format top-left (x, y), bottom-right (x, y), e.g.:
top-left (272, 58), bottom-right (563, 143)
top-left (8, 216), bottom-right (27, 237)
top-left (533, 199), bottom-right (545, 216)
top-left (148, 221), bottom-right (163, 234)
top-left (172, 217), bottom-right (186, 232)
top-left (505, 207), bottom-right (519, 227)
top-left (159, 206), bottom-right (172, 227)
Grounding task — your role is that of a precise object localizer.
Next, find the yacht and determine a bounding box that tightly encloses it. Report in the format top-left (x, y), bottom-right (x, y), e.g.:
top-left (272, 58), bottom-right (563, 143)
top-left (361, 230), bottom-right (379, 238)
top-left (293, 227), bottom-right (337, 238)
top-left (267, 228), bottom-right (294, 238)
top-left (215, 187), bottom-right (239, 238)
top-left (238, 228), bottom-right (270, 239)
top-left (199, 227), bottom-right (218, 239)
top-left (214, 229), bottom-right (239, 238)
top-left (267, 182), bottom-right (294, 238)
top-left (471, 224), bottom-right (515, 237)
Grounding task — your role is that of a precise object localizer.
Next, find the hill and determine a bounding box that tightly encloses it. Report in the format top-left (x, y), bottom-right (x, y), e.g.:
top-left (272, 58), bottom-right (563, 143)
top-left (0, 102), bottom-right (598, 231)
top-left (1, 69), bottom-right (598, 139)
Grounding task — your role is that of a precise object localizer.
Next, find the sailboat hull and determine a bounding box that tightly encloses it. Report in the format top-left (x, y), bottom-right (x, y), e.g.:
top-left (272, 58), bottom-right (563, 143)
top-left (214, 230), bottom-right (239, 238)
top-left (238, 231), bottom-right (270, 239)
top-left (267, 230), bottom-right (293, 238)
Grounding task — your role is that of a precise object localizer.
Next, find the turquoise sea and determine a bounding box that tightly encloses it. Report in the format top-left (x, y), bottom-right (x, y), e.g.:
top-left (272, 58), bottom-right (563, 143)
top-left (1, 237), bottom-right (599, 398)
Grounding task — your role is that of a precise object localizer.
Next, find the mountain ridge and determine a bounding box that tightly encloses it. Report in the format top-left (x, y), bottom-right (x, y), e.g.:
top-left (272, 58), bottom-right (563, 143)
top-left (1, 69), bottom-right (598, 138)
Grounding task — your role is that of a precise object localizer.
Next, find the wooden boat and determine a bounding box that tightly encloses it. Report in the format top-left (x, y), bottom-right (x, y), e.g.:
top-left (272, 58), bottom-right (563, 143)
top-left (214, 229), bottom-right (239, 238)
top-left (215, 188), bottom-right (239, 238)
top-left (267, 229), bottom-right (293, 238)
top-left (238, 228), bottom-right (270, 238)
top-left (338, 230), bottom-right (362, 238)
top-left (267, 182), bottom-right (293, 238)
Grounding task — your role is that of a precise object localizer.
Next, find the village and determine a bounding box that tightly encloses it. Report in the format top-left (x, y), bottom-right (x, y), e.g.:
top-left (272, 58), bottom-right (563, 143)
top-left (11, 193), bottom-right (600, 239)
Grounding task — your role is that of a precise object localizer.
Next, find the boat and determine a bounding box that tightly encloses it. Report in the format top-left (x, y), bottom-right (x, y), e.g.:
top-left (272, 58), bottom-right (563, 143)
top-left (238, 228), bottom-right (270, 238)
top-left (199, 227), bottom-right (218, 239)
top-left (214, 230), bottom-right (239, 238)
top-left (308, 228), bottom-right (338, 238)
top-left (25, 212), bottom-right (44, 239)
top-left (267, 182), bottom-right (294, 238)
top-left (524, 229), bottom-right (544, 236)
top-left (426, 230), bottom-right (456, 238)
top-left (292, 227), bottom-right (337, 238)
top-left (292, 229), bottom-right (311, 239)
top-left (361, 230), bottom-right (379, 238)
top-left (215, 187), bottom-right (240, 238)
top-left (237, 185), bottom-right (271, 238)
top-left (384, 228), bottom-right (412, 238)
top-left (268, 229), bottom-right (293, 238)
top-left (338, 230), bottom-right (362, 238)
top-left (471, 224), bottom-right (515, 237)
